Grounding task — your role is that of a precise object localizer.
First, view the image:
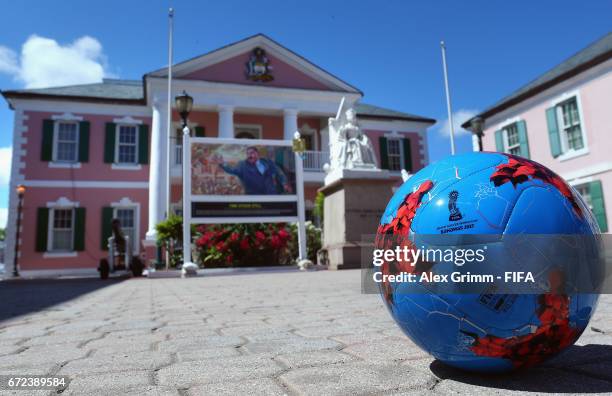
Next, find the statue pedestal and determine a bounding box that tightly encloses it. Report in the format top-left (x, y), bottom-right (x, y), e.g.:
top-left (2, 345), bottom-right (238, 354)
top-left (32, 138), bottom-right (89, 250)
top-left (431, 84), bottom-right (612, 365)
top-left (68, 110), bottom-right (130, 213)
top-left (319, 169), bottom-right (396, 270)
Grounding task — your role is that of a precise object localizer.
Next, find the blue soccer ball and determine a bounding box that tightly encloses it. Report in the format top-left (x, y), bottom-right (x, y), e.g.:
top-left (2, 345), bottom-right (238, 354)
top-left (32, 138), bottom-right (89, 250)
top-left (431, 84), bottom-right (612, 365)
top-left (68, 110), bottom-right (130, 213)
top-left (375, 152), bottom-right (601, 372)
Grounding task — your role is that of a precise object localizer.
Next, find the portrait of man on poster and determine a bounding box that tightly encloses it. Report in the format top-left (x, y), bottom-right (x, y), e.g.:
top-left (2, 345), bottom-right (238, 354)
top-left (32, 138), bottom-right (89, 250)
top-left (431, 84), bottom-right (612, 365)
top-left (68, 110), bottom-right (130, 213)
top-left (216, 146), bottom-right (292, 195)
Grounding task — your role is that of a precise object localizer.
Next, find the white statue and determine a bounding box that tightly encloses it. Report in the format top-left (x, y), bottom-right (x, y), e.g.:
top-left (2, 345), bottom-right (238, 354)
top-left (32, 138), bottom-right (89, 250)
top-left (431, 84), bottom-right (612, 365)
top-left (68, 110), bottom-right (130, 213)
top-left (327, 98), bottom-right (378, 171)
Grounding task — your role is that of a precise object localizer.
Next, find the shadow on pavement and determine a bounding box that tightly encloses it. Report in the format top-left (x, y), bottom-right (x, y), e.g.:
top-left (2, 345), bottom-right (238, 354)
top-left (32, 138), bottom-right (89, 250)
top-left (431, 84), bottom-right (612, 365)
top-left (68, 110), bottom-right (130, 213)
top-left (0, 278), bottom-right (126, 323)
top-left (429, 344), bottom-right (612, 393)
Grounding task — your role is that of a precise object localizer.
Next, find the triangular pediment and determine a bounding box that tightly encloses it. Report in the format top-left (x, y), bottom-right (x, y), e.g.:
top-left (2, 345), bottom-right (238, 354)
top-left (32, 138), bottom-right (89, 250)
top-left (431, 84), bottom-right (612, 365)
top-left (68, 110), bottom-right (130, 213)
top-left (147, 34), bottom-right (360, 93)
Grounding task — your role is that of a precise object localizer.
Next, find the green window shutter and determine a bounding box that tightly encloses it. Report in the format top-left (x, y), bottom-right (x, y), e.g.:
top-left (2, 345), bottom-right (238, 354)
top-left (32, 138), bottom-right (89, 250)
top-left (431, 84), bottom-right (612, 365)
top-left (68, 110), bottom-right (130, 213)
top-left (590, 180), bottom-right (608, 232)
top-left (101, 207), bottom-right (114, 250)
top-left (104, 123), bottom-right (116, 163)
top-left (546, 107), bottom-right (562, 158)
top-left (78, 121), bottom-right (90, 163)
top-left (138, 124), bottom-right (149, 164)
top-left (73, 207), bottom-right (86, 251)
top-left (35, 207), bottom-right (49, 252)
top-left (379, 137), bottom-right (389, 169)
top-left (516, 121), bottom-right (530, 159)
top-left (494, 129), bottom-right (504, 152)
top-left (41, 120), bottom-right (54, 161)
top-left (402, 138), bottom-right (413, 172)
top-left (195, 126), bottom-right (205, 137)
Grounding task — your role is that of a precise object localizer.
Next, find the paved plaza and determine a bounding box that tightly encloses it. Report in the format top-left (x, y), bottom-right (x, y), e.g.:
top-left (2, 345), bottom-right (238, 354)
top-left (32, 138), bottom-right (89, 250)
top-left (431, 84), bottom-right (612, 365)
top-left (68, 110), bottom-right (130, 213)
top-left (0, 270), bottom-right (611, 395)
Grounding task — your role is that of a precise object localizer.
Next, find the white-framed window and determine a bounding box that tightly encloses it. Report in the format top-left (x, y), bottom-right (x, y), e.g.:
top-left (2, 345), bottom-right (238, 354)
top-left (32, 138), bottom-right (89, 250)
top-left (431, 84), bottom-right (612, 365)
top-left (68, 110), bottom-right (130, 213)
top-left (234, 124), bottom-right (262, 139)
top-left (557, 97), bottom-right (584, 152)
top-left (116, 125), bottom-right (138, 164)
top-left (299, 123), bottom-right (318, 151)
top-left (49, 208), bottom-right (74, 252)
top-left (387, 138), bottom-right (402, 171)
top-left (503, 123), bottom-right (521, 156)
top-left (575, 184), bottom-right (593, 211)
top-left (53, 121), bottom-right (79, 163)
top-left (114, 207), bottom-right (136, 253)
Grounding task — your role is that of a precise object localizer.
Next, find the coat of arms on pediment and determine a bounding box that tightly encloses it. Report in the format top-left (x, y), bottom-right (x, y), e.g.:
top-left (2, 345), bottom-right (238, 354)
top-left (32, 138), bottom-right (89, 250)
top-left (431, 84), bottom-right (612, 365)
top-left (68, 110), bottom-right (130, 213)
top-left (245, 47), bottom-right (273, 82)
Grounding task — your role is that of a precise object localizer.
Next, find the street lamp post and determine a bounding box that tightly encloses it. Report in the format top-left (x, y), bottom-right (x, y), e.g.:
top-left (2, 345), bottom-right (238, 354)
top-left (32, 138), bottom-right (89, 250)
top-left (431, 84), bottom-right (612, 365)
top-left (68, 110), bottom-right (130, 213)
top-left (469, 117), bottom-right (485, 152)
top-left (13, 184), bottom-right (26, 277)
top-left (175, 91), bottom-right (197, 277)
top-left (292, 131), bottom-right (311, 269)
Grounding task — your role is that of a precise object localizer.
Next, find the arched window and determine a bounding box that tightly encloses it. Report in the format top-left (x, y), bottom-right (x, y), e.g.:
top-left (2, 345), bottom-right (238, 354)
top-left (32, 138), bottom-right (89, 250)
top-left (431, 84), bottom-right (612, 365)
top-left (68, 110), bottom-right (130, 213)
top-left (234, 124), bottom-right (262, 139)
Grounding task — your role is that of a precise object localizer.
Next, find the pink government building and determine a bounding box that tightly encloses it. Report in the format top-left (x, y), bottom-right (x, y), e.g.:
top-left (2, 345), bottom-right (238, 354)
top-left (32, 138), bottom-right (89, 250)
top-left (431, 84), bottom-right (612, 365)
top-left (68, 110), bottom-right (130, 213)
top-left (464, 32), bottom-right (612, 233)
top-left (1, 34), bottom-right (435, 276)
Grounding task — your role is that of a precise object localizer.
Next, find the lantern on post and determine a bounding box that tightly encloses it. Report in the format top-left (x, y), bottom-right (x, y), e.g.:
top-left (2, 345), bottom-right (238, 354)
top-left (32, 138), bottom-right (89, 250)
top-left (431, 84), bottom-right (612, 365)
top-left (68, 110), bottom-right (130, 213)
top-left (175, 91), bottom-right (198, 276)
top-left (175, 91), bottom-right (193, 129)
top-left (292, 131), bottom-right (306, 158)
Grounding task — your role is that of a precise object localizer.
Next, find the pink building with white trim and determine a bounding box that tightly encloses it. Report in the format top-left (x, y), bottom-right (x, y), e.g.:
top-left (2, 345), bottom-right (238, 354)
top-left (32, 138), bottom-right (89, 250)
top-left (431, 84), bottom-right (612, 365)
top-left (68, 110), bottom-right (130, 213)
top-left (464, 33), bottom-right (612, 233)
top-left (2, 34), bottom-right (435, 276)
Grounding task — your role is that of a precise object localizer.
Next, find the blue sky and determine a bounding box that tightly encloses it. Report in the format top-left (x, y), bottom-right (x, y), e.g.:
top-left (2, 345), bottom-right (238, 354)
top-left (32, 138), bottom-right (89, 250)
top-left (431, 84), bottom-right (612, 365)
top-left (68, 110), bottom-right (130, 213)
top-left (0, 0), bottom-right (611, 227)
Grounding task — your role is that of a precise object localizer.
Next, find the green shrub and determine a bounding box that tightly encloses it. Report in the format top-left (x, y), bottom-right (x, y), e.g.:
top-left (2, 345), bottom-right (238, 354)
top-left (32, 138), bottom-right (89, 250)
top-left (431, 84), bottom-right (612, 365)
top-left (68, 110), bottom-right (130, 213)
top-left (155, 215), bottom-right (196, 268)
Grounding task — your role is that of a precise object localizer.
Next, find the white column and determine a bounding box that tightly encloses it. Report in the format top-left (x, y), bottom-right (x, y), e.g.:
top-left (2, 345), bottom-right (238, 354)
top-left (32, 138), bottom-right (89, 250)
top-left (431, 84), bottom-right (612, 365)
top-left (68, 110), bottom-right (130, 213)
top-left (283, 109), bottom-right (298, 140)
top-left (146, 100), bottom-right (168, 240)
top-left (218, 105), bottom-right (234, 138)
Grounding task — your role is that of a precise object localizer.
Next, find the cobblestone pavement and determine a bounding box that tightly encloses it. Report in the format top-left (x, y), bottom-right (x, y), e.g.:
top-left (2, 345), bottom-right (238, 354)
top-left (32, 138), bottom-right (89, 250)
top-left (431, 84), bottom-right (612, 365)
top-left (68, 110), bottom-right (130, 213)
top-left (0, 270), bottom-right (611, 395)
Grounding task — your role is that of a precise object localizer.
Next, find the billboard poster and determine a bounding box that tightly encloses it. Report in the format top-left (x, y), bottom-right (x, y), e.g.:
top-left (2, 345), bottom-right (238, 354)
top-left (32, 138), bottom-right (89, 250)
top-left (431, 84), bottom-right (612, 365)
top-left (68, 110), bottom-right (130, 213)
top-left (188, 138), bottom-right (301, 222)
top-left (191, 142), bottom-right (296, 196)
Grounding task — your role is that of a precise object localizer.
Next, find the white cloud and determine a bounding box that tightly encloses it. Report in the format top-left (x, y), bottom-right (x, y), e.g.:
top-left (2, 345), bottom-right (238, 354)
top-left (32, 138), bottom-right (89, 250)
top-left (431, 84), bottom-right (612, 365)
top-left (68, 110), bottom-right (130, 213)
top-left (436, 109), bottom-right (479, 137)
top-left (0, 147), bottom-right (11, 185)
top-left (0, 147), bottom-right (12, 229)
top-left (0, 35), bottom-right (114, 89)
top-left (0, 46), bottom-right (19, 74)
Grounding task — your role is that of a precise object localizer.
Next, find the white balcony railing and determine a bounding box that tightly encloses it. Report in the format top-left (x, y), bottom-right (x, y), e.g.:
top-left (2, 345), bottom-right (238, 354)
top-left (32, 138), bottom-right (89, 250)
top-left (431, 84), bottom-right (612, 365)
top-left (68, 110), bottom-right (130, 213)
top-left (303, 150), bottom-right (329, 172)
top-left (174, 145), bottom-right (327, 172)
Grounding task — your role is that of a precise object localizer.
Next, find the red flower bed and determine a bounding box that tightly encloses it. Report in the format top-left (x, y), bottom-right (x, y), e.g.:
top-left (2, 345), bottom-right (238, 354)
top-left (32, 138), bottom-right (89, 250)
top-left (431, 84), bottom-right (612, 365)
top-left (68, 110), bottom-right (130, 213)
top-left (195, 223), bottom-right (293, 267)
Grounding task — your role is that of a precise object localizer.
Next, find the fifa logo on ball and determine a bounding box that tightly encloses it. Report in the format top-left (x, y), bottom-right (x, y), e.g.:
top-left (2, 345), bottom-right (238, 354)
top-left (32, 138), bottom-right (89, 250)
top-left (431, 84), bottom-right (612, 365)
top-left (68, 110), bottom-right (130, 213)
top-left (448, 190), bottom-right (463, 221)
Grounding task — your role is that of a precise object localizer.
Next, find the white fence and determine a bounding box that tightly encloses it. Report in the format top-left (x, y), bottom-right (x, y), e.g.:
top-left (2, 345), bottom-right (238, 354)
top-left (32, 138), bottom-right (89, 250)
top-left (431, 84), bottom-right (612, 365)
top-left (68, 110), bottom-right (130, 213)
top-left (303, 151), bottom-right (329, 171)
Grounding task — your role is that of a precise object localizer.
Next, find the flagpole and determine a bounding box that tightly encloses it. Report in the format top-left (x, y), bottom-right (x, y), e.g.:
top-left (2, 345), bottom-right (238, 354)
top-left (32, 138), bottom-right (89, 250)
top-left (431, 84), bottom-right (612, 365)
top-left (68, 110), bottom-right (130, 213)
top-left (440, 41), bottom-right (456, 155)
top-left (165, 8), bottom-right (174, 270)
